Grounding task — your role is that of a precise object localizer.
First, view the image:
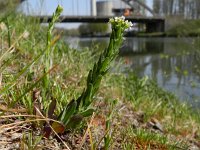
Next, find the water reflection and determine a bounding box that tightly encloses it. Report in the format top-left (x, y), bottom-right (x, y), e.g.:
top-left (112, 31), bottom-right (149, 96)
top-left (66, 37), bottom-right (200, 108)
top-left (123, 38), bottom-right (200, 108)
top-left (120, 38), bottom-right (164, 55)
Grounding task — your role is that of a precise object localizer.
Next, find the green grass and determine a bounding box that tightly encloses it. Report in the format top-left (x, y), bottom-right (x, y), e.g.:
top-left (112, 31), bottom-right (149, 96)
top-left (122, 127), bottom-right (188, 150)
top-left (0, 8), bottom-right (200, 150)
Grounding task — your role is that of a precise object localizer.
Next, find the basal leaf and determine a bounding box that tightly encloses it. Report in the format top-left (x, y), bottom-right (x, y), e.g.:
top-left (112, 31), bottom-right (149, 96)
top-left (52, 121), bottom-right (65, 134)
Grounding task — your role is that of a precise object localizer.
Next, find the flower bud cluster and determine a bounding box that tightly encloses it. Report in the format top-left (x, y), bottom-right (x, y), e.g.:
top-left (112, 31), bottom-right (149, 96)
top-left (109, 16), bottom-right (133, 30)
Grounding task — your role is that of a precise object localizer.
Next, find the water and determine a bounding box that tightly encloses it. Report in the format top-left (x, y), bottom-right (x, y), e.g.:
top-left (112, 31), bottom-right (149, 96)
top-left (66, 37), bottom-right (200, 108)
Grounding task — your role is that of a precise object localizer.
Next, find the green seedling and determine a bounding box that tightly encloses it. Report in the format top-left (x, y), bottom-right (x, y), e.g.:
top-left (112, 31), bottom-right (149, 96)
top-left (43, 5), bottom-right (63, 90)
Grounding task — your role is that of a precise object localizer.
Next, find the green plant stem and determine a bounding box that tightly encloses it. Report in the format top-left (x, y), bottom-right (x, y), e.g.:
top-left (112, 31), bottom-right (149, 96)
top-left (59, 16), bottom-right (132, 129)
top-left (43, 5), bottom-right (63, 89)
top-left (78, 18), bottom-right (128, 109)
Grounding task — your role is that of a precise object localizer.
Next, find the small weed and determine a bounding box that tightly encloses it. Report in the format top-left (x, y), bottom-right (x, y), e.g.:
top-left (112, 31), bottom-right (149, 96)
top-left (21, 132), bottom-right (42, 150)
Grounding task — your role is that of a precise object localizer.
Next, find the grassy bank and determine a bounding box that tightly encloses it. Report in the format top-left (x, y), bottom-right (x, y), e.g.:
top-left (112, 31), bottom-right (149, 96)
top-left (0, 10), bottom-right (200, 150)
top-left (166, 19), bottom-right (200, 37)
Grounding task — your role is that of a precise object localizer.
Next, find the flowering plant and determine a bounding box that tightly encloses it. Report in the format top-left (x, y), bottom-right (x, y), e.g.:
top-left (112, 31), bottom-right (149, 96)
top-left (78, 16), bottom-right (133, 108)
top-left (58, 16), bottom-right (133, 129)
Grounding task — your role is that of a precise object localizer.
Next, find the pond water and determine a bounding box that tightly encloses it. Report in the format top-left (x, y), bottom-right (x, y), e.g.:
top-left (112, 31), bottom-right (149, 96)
top-left (66, 37), bottom-right (200, 108)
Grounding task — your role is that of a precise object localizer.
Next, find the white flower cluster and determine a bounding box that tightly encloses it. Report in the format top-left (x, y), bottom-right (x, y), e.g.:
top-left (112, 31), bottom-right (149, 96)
top-left (109, 16), bottom-right (133, 29)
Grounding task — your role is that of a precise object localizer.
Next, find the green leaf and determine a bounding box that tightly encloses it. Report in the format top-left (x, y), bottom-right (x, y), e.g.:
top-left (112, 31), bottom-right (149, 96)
top-left (93, 75), bottom-right (102, 94)
top-left (107, 37), bottom-right (114, 57)
top-left (87, 70), bottom-right (92, 86)
top-left (48, 97), bottom-right (56, 119)
top-left (52, 121), bottom-right (65, 134)
top-left (83, 83), bottom-right (93, 107)
top-left (59, 100), bottom-right (77, 125)
top-left (76, 91), bottom-right (84, 110)
top-left (100, 57), bottom-right (111, 73)
top-left (92, 63), bottom-right (97, 81)
top-left (65, 114), bottom-right (83, 129)
top-left (79, 108), bottom-right (94, 117)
